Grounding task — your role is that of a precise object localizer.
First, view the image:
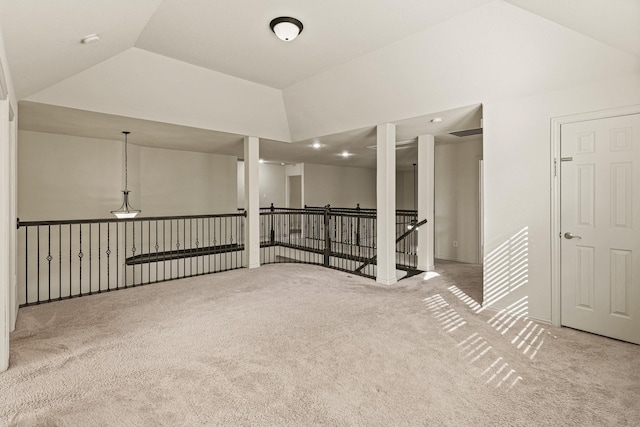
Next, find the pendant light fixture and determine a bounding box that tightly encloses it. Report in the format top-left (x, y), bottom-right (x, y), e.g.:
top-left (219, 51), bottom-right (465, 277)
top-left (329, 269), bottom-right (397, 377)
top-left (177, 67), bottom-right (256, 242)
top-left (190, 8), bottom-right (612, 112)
top-left (111, 131), bottom-right (140, 219)
top-left (270, 17), bottom-right (303, 41)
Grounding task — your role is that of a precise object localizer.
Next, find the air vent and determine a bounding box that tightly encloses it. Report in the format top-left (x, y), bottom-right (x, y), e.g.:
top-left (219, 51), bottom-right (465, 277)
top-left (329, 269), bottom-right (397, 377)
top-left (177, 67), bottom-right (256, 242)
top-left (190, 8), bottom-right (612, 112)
top-left (450, 128), bottom-right (483, 137)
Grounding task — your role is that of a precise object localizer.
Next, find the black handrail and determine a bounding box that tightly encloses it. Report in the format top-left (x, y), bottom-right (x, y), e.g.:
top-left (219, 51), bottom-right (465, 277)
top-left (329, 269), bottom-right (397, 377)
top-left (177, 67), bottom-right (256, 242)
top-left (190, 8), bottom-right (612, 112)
top-left (17, 212), bottom-right (245, 228)
top-left (355, 218), bottom-right (427, 273)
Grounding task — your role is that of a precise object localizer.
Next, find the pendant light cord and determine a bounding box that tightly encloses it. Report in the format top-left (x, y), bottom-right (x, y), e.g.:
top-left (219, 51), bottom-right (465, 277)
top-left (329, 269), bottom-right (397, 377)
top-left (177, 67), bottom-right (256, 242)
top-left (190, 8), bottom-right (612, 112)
top-left (123, 131), bottom-right (129, 192)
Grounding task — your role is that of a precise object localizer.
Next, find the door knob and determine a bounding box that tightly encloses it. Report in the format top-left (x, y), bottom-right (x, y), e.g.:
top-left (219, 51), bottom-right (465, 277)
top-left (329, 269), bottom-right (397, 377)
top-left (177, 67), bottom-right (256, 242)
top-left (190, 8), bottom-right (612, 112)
top-left (564, 232), bottom-right (582, 240)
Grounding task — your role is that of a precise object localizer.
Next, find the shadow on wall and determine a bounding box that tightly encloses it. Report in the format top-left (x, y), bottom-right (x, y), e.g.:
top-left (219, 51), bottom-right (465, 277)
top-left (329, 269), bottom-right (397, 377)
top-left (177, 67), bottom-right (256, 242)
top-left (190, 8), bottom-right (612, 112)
top-left (484, 226), bottom-right (529, 309)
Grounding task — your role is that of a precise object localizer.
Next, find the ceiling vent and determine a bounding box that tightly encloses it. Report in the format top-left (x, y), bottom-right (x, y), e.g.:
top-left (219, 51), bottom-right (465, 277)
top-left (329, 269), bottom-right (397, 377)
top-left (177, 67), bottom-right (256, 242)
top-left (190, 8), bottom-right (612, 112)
top-left (449, 128), bottom-right (483, 137)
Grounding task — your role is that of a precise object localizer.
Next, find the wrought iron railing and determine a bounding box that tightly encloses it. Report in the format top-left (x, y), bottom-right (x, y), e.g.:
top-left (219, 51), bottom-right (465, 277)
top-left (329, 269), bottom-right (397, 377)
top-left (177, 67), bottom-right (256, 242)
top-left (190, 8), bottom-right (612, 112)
top-left (259, 208), bottom-right (379, 278)
top-left (18, 206), bottom-right (423, 306)
top-left (17, 213), bottom-right (245, 306)
top-left (259, 205), bottom-right (421, 278)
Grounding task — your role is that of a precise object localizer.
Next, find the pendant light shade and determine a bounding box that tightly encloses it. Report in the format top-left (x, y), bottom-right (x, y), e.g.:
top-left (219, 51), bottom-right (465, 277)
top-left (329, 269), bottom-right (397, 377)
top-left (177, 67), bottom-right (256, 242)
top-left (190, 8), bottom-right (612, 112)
top-left (270, 17), bottom-right (303, 41)
top-left (111, 131), bottom-right (140, 219)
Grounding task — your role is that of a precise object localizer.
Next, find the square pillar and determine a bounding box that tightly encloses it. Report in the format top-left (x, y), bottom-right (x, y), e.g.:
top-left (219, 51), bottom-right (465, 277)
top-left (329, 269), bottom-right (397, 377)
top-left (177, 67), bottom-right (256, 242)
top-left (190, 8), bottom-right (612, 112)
top-left (376, 123), bottom-right (397, 285)
top-left (244, 136), bottom-right (260, 269)
top-left (0, 99), bottom-right (9, 371)
top-left (417, 134), bottom-right (435, 271)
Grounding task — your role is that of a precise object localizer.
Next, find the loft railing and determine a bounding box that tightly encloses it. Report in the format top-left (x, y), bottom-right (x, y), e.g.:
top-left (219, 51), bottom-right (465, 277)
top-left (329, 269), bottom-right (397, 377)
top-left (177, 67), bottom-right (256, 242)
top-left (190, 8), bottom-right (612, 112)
top-left (259, 208), bottom-right (379, 278)
top-left (258, 205), bottom-right (421, 278)
top-left (355, 218), bottom-right (427, 273)
top-left (17, 213), bottom-right (246, 306)
top-left (17, 206), bottom-right (423, 306)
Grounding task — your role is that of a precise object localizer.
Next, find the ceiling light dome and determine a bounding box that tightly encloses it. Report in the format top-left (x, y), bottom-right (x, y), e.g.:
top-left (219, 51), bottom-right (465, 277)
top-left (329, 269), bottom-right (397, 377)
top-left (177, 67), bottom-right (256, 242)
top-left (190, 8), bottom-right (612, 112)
top-left (270, 17), bottom-right (303, 41)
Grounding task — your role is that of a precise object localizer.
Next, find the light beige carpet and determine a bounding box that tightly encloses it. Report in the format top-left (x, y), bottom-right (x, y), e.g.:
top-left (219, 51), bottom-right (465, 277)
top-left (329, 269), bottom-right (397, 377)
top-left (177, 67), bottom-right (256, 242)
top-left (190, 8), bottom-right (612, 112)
top-left (2, 262), bottom-right (639, 426)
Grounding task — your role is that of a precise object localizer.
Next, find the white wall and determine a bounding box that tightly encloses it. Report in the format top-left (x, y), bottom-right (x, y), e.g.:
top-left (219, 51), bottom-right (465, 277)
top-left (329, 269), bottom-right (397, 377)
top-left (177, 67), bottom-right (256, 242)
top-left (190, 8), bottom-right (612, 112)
top-left (396, 170), bottom-right (416, 210)
top-left (434, 138), bottom-right (482, 264)
top-left (26, 48), bottom-right (291, 142)
top-left (237, 161), bottom-right (286, 209)
top-left (304, 163), bottom-right (376, 208)
top-left (18, 131), bottom-right (127, 220)
top-left (258, 164), bottom-right (286, 208)
top-left (18, 131), bottom-right (238, 220)
top-left (139, 146), bottom-right (237, 216)
top-left (18, 131), bottom-right (124, 221)
top-left (483, 73), bottom-right (640, 322)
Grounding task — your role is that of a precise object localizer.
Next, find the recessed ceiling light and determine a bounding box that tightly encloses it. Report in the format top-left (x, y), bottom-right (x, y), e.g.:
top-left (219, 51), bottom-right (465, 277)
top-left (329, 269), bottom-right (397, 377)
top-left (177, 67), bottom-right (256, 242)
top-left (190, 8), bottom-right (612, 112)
top-left (259, 159), bottom-right (265, 164)
top-left (270, 17), bottom-right (303, 41)
top-left (81, 34), bottom-right (100, 45)
top-left (340, 151), bottom-right (352, 158)
top-left (310, 142), bottom-right (325, 149)
top-left (431, 117), bottom-right (443, 123)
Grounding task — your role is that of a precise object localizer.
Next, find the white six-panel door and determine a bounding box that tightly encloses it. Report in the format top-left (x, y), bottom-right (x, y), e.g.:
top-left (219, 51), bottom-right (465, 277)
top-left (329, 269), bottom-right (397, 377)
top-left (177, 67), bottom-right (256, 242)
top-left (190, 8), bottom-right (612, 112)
top-left (561, 113), bottom-right (640, 344)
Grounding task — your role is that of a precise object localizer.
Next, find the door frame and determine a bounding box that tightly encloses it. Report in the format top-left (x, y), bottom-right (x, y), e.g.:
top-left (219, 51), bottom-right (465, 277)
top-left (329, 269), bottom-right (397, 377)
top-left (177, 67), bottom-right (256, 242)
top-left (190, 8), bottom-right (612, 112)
top-left (550, 104), bottom-right (640, 327)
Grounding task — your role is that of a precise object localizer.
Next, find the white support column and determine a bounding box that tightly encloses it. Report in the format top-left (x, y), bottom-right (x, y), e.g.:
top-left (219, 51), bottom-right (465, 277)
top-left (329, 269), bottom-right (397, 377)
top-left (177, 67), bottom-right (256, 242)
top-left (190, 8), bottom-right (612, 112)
top-left (244, 136), bottom-right (260, 269)
top-left (376, 123), bottom-right (397, 285)
top-left (8, 108), bottom-right (16, 332)
top-left (417, 134), bottom-right (435, 271)
top-left (0, 99), bottom-right (9, 372)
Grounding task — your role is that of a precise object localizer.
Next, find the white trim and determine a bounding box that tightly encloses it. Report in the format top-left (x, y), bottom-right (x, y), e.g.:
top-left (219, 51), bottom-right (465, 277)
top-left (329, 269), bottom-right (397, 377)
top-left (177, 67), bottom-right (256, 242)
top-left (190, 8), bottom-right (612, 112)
top-left (0, 57), bottom-right (7, 101)
top-left (9, 110), bottom-right (16, 332)
top-left (550, 104), bottom-right (640, 327)
top-left (0, 99), bottom-right (9, 371)
top-left (481, 305), bottom-right (552, 326)
top-left (478, 159), bottom-right (484, 264)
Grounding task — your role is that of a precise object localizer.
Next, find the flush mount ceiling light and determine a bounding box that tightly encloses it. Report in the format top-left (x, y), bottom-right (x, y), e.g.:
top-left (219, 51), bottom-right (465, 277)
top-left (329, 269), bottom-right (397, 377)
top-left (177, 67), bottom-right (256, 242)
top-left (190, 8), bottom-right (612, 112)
top-left (111, 131), bottom-right (141, 219)
top-left (81, 34), bottom-right (100, 44)
top-left (340, 151), bottom-right (352, 158)
top-left (310, 142), bottom-right (326, 149)
top-left (270, 17), bottom-right (303, 41)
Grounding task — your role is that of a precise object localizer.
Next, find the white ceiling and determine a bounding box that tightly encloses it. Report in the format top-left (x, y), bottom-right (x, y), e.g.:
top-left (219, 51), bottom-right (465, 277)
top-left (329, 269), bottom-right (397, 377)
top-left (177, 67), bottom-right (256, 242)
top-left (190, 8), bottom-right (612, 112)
top-left (19, 101), bottom-right (481, 170)
top-left (134, 0), bottom-right (494, 89)
top-left (1, 0), bottom-right (637, 99)
top-left (506, 0), bottom-right (640, 58)
top-left (3, 0), bottom-right (637, 168)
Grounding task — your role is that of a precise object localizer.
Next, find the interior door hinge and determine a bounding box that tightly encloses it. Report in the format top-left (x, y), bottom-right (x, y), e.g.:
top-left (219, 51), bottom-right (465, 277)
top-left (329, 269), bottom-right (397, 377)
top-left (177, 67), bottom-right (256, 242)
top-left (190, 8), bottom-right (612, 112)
top-left (553, 158), bottom-right (557, 177)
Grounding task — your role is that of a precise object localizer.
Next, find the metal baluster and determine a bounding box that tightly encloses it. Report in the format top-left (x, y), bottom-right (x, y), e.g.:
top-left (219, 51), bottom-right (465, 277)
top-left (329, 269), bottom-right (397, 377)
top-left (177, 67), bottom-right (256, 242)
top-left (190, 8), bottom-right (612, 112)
top-left (37, 226), bottom-right (40, 303)
top-left (106, 223), bottom-right (111, 291)
top-left (98, 223), bottom-right (102, 293)
top-left (78, 224), bottom-right (83, 296)
top-left (131, 220), bottom-right (136, 287)
top-left (117, 221), bottom-right (120, 290)
top-left (123, 221), bottom-right (128, 289)
top-left (89, 223), bottom-right (92, 295)
top-left (69, 224), bottom-right (73, 298)
top-left (138, 220), bottom-right (143, 284)
top-left (46, 226), bottom-right (51, 302)
top-left (58, 225), bottom-right (62, 300)
top-left (163, 220), bottom-right (166, 281)
top-left (148, 219), bottom-right (151, 284)
top-left (155, 220), bottom-right (159, 283)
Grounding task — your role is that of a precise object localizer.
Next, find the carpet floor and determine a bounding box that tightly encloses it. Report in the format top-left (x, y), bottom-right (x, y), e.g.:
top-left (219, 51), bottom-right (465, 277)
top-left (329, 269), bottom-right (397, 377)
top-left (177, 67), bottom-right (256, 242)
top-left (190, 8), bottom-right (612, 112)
top-left (2, 262), bottom-right (639, 426)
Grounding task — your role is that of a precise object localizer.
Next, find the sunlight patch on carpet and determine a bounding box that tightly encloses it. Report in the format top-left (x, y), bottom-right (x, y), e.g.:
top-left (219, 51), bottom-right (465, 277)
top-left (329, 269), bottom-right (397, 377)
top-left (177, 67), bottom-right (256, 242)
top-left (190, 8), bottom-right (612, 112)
top-left (423, 294), bottom-right (522, 390)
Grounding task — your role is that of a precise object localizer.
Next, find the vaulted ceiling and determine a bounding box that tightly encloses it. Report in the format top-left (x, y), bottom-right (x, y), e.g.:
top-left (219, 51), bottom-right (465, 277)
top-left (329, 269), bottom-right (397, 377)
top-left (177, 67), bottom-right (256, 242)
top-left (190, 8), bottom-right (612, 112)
top-left (1, 0), bottom-right (638, 99)
top-left (1, 0), bottom-right (638, 168)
